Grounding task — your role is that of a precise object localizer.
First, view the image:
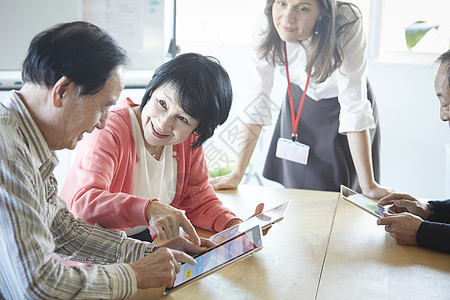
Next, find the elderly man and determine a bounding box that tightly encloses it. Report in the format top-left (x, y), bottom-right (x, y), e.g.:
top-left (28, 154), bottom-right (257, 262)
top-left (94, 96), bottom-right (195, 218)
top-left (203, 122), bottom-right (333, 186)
top-left (0, 21), bottom-right (212, 299)
top-left (377, 50), bottom-right (450, 254)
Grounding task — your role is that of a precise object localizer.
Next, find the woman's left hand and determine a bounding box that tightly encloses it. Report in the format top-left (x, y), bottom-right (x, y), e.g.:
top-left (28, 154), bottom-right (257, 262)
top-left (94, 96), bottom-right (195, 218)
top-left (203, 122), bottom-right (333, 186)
top-left (249, 203), bottom-right (272, 235)
top-left (249, 202), bottom-right (265, 218)
top-left (248, 203), bottom-right (272, 235)
top-left (225, 203), bottom-right (271, 235)
top-left (362, 183), bottom-right (396, 200)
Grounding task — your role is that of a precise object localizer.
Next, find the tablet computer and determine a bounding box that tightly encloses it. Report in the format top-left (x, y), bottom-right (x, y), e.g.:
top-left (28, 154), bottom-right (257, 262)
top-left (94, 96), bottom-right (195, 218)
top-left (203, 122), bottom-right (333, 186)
top-left (209, 200), bottom-right (290, 244)
top-left (340, 185), bottom-right (395, 218)
top-left (164, 224), bottom-right (263, 295)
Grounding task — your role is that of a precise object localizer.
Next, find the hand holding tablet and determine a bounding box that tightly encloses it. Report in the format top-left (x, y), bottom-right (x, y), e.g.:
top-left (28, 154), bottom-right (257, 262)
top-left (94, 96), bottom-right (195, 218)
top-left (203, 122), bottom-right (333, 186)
top-left (164, 200), bottom-right (290, 294)
top-left (209, 200), bottom-right (290, 244)
top-left (164, 225), bottom-right (263, 294)
top-left (340, 185), bottom-right (395, 218)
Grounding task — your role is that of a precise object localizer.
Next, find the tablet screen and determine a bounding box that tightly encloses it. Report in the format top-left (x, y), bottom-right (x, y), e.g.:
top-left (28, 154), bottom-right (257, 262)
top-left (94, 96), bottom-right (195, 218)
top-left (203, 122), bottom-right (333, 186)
top-left (209, 200), bottom-right (290, 244)
top-left (164, 225), bottom-right (263, 294)
top-left (340, 185), bottom-right (395, 218)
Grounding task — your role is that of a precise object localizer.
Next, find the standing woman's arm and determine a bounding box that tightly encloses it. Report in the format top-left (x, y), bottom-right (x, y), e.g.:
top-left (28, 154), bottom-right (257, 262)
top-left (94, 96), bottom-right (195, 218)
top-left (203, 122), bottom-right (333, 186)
top-left (347, 130), bottom-right (392, 198)
top-left (336, 4), bottom-right (394, 199)
top-left (210, 12), bottom-right (275, 190)
top-left (210, 123), bottom-right (262, 190)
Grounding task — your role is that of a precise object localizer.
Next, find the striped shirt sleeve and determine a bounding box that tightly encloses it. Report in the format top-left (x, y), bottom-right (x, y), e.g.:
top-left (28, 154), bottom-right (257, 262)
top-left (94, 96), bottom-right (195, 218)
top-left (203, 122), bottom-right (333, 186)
top-left (0, 91), bottom-right (149, 299)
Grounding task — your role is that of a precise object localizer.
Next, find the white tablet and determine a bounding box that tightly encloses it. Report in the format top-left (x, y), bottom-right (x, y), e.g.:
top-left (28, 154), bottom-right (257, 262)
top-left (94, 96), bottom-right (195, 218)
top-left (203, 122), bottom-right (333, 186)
top-left (164, 224), bottom-right (263, 295)
top-left (340, 185), bottom-right (395, 218)
top-left (209, 200), bottom-right (290, 244)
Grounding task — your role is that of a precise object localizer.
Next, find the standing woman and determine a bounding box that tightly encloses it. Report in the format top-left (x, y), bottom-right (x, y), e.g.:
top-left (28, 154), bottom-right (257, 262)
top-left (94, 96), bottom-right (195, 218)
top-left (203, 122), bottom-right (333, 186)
top-left (210, 0), bottom-right (392, 198)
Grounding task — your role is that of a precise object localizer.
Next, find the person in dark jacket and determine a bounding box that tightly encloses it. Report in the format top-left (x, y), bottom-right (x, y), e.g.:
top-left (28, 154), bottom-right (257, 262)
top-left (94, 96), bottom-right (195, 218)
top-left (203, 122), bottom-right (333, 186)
top-left (377, 50), bottom-right (450, 254)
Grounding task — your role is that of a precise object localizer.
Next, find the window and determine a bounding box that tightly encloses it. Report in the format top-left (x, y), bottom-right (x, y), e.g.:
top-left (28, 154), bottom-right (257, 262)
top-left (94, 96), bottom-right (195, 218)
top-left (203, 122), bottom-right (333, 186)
top-left (176, 0), bottom-right (262, 49)
top-left (377, 0), bottom-right (450, 62)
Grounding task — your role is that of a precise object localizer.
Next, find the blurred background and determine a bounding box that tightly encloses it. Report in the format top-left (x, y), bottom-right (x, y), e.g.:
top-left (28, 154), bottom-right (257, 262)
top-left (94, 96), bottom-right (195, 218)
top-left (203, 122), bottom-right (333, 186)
top-left (1, 0), bottom-right (449, 199)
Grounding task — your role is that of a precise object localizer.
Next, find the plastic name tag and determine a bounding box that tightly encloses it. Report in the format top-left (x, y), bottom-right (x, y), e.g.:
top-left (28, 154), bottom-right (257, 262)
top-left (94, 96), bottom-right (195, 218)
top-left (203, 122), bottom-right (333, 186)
top-left (275, 138), bottom-right (310, 165)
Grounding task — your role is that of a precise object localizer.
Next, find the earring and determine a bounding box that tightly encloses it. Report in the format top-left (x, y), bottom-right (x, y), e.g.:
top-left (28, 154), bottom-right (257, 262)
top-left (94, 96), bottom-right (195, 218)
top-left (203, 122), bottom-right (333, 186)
top-left (315, 17), bottom-right (322, 35)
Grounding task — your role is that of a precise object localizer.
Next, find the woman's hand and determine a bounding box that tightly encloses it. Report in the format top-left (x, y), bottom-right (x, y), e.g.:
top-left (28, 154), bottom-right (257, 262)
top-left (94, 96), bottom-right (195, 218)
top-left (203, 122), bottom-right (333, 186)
top-left (209, 171), bottom-right (242, 190)
top-left (155, 236), bottom-right (215, 256)
top-left (225, 203), bottom-right (271, 235)
top-left (362, 183), bottom-right (396, 200)
top-left (210, 123), bottom-right (262, 191)
top-left (249, 202), bottom-right (265, 219)
top-left (249, 203), bottom-right (272, 235)
top-left (146, 201), bottom-right (200, 245)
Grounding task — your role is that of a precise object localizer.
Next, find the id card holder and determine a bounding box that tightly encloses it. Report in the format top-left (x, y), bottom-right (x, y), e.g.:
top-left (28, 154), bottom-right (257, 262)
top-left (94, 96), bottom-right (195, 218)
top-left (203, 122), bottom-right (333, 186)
top-left (275, 138), bottom-right (310, 165)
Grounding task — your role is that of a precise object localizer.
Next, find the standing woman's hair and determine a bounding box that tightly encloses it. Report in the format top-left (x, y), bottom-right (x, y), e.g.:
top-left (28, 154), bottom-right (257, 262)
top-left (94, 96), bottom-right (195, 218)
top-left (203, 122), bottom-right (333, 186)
top-left (258, 0), bottom-right (360, 83)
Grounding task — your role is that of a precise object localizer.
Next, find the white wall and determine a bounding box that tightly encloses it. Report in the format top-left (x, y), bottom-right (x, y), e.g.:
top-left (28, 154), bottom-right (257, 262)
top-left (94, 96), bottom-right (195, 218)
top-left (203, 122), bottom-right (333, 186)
top-left (369, 61), bottom-right (450, 199)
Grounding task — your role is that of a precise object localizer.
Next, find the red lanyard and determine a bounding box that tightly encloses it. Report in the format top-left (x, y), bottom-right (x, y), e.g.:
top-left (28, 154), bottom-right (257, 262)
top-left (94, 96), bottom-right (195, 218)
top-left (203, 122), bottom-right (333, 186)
top-left (283, 41), bottom-right (311, 142)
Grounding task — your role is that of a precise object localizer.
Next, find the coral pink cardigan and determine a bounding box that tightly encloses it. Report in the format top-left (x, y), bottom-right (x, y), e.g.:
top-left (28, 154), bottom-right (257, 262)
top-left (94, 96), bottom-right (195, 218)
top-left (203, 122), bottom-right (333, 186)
top-left (60, 98), bottom-right (238, 233)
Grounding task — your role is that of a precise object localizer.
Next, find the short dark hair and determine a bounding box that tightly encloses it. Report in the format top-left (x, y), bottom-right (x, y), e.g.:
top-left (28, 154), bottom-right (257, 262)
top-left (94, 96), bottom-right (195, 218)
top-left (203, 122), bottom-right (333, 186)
top-left (436, 50), bottom-right (450, 90)
top-left (22, 21), bottom-right (128, 96)
top-left (140, 53), bottom-right (233, 149)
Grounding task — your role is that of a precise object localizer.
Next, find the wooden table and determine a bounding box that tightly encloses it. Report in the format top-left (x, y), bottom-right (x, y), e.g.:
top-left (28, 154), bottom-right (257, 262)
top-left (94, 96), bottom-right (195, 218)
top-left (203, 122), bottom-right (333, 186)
top-left (132, 185), bottom-right (450, 299)
top-left (317, 197), bottom-right (450, 299)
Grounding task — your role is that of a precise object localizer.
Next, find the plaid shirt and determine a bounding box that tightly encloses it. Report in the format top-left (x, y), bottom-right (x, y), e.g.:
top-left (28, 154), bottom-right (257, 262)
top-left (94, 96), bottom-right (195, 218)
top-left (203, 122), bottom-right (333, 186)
top-left (0, 91), bottom-right (150, 299)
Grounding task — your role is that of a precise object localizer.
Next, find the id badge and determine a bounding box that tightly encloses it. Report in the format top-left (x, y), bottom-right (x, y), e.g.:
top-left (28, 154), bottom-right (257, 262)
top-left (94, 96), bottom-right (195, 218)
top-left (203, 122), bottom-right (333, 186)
top-left (275, 138), bottom-right (310, 165)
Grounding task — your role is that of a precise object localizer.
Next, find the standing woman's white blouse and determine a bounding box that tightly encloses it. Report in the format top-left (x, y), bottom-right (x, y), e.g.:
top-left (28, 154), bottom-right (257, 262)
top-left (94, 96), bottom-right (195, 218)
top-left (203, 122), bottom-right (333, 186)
top-left (242, 4), bottom-right (375, 134)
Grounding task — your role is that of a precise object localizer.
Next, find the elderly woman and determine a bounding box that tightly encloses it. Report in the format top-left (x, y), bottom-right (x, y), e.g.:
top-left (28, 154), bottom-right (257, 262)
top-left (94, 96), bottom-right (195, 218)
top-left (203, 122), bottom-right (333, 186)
top-left (61, 53), bottom-right (260, 242)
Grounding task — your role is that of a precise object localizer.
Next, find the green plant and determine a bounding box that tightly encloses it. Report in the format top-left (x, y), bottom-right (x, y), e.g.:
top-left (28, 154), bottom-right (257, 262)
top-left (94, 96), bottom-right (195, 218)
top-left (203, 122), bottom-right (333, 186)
top-left (208, 166), bottom-right (233, 178)
top-left (405, 20), bottom-right (440, 50)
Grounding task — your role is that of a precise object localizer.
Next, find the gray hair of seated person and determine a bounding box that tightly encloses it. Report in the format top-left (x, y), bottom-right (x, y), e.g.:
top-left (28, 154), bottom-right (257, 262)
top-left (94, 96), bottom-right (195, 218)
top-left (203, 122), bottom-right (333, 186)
top-left (436, 50), bottom-right (450, 90)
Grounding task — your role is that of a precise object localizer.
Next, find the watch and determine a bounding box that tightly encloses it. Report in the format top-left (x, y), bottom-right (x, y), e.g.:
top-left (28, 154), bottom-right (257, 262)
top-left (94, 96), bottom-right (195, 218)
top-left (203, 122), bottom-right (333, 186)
top-left (144, 243), bottom-right (155, 256)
